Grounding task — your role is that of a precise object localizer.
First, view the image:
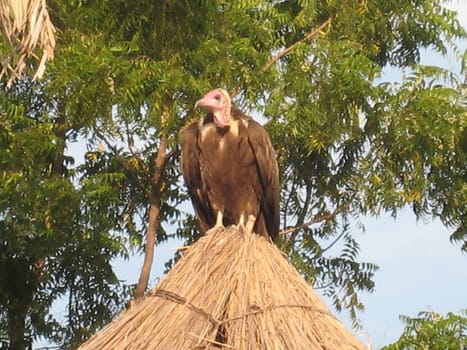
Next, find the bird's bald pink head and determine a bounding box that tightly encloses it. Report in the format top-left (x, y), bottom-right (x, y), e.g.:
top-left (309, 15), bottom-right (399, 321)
top-left (195, 88), bottom-right (231, 127)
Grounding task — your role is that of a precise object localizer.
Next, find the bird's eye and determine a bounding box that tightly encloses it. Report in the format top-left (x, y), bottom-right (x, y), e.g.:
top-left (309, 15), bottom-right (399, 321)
top-left (214, 94), bottom-right (221, 100)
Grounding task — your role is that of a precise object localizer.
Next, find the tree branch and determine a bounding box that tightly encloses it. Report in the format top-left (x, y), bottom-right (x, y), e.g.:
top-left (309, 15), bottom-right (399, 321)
top-left (278, 200), bottom-right (351, 237)
top-left (260, 17), bottom-right (332, 74)
top-left (321, 227), bottom-right (348, 253)
top-left (260, 0), bottom-right (348, 74)
top-left (290, 182), bottom-right (313, 243)
top-left (133, 107), bottom-right (171, 301)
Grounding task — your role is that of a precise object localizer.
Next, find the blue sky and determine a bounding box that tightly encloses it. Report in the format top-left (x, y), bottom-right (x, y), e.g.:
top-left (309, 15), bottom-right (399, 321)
top-left (339, 213), bottom-right (467, 347)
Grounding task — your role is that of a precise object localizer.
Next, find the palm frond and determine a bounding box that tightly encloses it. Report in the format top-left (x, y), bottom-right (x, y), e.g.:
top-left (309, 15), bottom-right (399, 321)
top-left (0, 0), bottom-right (56, 86)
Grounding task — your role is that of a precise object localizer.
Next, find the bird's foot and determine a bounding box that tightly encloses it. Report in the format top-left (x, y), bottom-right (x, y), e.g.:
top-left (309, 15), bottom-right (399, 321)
top-left (238, 215), bottom-right (256, 236)
top-left (206, 223), bottom-right (225, 235)
top-left (208, 211), bottom-right (224, 233)
top-left (213, 222), bottom-right (225, 231)
top-left (245, 215), bottom-right (256, 235)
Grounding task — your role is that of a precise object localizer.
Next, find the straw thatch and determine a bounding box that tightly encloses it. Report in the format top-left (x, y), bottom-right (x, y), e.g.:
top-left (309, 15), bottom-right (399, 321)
top-left (79, 226), bottom-right (366, 350)
top-left (0, 0), bottom-right (56, 86)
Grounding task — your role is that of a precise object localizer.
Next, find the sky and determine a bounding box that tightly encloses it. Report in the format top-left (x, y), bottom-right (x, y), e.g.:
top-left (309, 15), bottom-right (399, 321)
top-left (37, 1), bottom-right (466, 349)
top-left (339, 214), bottom-right (467, 347)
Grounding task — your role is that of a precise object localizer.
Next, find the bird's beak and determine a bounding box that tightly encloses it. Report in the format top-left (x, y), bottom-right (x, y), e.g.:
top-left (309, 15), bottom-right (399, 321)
top-left (194, 98), bottom-right (204, 109)
top-left (195, 94), bottom-right (213, 109)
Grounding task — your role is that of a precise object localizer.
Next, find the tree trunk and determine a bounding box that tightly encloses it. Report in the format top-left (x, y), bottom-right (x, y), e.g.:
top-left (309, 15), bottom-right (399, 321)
top-left (7, 306), bottom-right (28, 350)
top-left (133, 134), bottom-right (169, 301)
top-left (4, 258), bottom-right (35, 350)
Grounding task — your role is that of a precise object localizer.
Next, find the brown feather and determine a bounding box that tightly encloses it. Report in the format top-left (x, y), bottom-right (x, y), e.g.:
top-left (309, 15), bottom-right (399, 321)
top-left (180, 107), bottom-right (280, 241)
top-left (180, 121), bottom-right (215, 232)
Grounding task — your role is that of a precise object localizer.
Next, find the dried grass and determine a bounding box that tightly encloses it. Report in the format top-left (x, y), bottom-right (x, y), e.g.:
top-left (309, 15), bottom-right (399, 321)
top-left (79, 226), bottom-right (366, 350)
top-left (0, 0), bottom-right (56, 86)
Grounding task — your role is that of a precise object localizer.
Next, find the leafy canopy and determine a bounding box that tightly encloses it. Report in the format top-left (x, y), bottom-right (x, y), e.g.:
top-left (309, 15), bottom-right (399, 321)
top-left (382, 310), bottom-right (467, 350)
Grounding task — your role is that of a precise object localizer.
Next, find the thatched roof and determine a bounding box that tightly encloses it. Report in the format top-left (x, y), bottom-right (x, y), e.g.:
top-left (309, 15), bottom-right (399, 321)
top-left (79, 226), bottom-right (366, 349)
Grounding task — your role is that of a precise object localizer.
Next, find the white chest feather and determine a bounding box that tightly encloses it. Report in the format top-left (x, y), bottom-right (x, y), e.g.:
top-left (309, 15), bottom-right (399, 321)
top-left (199, 120), bottom-right (242, 151)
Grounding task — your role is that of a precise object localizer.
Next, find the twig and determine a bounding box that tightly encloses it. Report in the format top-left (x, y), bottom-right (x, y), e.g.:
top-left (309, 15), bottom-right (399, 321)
top-left (322, 226), bottom-right (348, 253)
top-left (260, 0), bottom-right (348, 74)
top-left (279, 211), bottom-right (337, 236)
top-left (278, 201), bottom-right (351, 236)
top-left (260, 17), bottom-right (332, 73)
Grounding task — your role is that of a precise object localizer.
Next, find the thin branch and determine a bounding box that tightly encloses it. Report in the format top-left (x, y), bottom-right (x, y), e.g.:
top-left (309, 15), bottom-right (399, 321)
top-left (260, 0), bottom-right (348, 74)
top-left (165, 147), bottom-right (179, 162)
top-left (260, 17), bottom-right (332, 74)
top-left (98, 134), bottom-right (147, 194)
top-left (321, 228), bottom-right (348, 253)
top-left (278, 200), bottom-right (351, 237)
top-left (290, 182), bottom-right (313, 243)
top-left (313, 281), bottom-right (334, 290)
top-left (278, 211), bottom-right (338, 236)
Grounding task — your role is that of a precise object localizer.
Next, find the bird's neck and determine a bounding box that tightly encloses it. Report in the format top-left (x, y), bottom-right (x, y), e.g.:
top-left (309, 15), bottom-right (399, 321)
top-left (212, 108), bottom-right (231, 128)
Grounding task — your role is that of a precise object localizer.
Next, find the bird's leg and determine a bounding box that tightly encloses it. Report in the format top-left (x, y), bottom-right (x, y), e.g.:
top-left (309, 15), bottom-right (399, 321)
top-left (213, 211), bottom-right (224, 230)
top-left (206, 211), bottom-right (224, 235)
top-left (237, 214), bottom-right (256, 236)
top-left (245, 215), bottom-right (256, 236)
top-left (237, 214), bottom-right (246, 235)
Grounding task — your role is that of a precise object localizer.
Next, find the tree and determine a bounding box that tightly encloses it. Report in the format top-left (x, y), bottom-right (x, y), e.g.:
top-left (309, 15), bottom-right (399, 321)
top-left (382, 310), bottom-right (467, 350)
top-left (0, 79), bottom-right (133, 349)
top-left (0, 0), bottom-right (465, 348)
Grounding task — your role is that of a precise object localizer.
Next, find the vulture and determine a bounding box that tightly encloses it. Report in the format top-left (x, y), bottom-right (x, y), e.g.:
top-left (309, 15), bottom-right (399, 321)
top-left (180, 88), bottom-right (280, 241)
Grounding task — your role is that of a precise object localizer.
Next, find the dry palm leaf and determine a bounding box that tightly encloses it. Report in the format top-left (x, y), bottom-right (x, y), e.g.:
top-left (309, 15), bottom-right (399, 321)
top-left (0, 0), bottom-right (56, 86)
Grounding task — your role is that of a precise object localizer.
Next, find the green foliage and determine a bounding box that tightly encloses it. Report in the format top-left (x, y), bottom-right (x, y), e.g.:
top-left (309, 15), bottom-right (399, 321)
top-left (382, 310), bottom-right (467, 350)
top-left (0, 0), bottom-right (465, 348)
top-left (0, 80), bottom-right (132, 349)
